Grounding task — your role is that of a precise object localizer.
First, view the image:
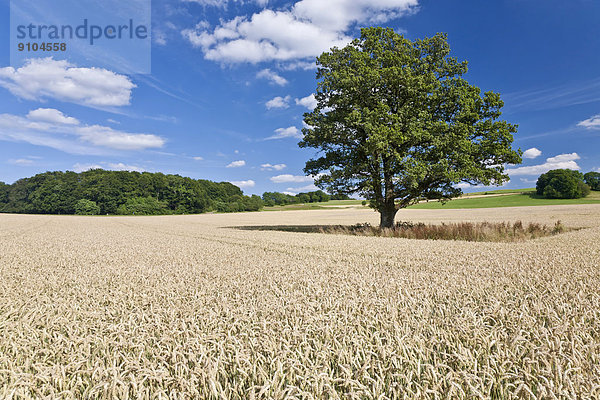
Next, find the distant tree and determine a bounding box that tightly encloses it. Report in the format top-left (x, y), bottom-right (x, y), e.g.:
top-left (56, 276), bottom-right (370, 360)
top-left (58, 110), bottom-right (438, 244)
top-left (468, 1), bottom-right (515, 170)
top-left (584, 172), bottom-right (600, 191)
top-left (0, 170), bottom-right (267, 215)
top-left (75, 199), bottom-right (101, 215)
top-left (300, 27), bottom-right (521, 227)
top-left (536, 169), bottom-right (590, 199)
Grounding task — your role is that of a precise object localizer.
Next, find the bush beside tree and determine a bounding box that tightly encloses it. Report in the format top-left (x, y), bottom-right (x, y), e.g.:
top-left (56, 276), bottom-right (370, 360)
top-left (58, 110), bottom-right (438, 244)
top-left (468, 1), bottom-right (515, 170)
top-left (74, 199), bottom-right (101, 215)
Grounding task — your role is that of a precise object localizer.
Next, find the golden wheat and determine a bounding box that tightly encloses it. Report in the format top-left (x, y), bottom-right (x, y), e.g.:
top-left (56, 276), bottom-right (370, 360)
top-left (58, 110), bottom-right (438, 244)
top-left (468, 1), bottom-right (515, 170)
top-left (1, 205), bottom-right (599, 399)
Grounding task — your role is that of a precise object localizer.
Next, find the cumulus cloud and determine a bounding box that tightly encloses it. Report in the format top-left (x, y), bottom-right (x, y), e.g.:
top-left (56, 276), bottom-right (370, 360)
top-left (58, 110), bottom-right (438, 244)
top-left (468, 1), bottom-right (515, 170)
top-left (270, 174), bottom-right (314, 183)
top-left (506, 153), bottom-right (580, 176)
top-left (265, 126), bottom-right (302, 140)
top-left (0, 109), bottom-right (165, 154)
top-left (27, 108), bottom-right (80, 125)
top-left (229, 179), bottom-right (256, 188)
top-left (295, 94), bottom-right (317, 110)
top-left (256, 69), bottom-right (288, 86)
top-left (577, 114), bottom-right (600, 129)
top-left (261, 163), bottom-right (286, 171)
top-left (522, 147), bottom-right (542, 159)
top-left (226, 160), bottom-right (246, 168)
top-left (181, 0), bottom-right (418, 64)
top-left (265, 95), bottom-right (291, 109)
top-left (193, 156), bottom-right (204, 161)
top-left (0, 58), bottom-right (135, 107)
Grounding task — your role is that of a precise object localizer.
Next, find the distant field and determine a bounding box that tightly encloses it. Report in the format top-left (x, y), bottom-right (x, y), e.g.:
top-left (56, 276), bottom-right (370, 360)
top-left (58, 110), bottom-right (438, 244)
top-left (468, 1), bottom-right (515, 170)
top-left (1, 205), bottom-right (600, 398)
top-left (411, 189), bottom-right (600, 209)
top-left (262, 189), bottom-right (600, 211)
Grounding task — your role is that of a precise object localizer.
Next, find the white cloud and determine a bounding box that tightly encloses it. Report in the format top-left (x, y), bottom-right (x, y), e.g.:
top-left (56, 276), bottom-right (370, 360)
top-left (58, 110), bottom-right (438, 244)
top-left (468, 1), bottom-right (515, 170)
top-left (506, 153), bottom-right (581, 176)
top-left (105, 163), bottom-right (145, 172)
top-left (193, 156), bottom-right (204, 161)
top-left (577, 114), bottom-right (600, 129)
top-left (153, 30), bottom-right (168, 46)
top-left (546, 153), bottom-right (580, 163)
top-left (295, 94), bottom-right (317, 110)
top-left (265, 95), bottom-right (291, 109)
top-left (520, 178), bottom-right (537, 184)
top-left (286, 184), bottom-right (320, 192)
top-left (72, 163), bottom-right (104, 172)
top-left (265, 126), bottom-right (302, 140)
top-left (183, 0), bottom-right (269, 7)
top-left (226, 160), bottom-right (246, 168)
top-left (182, 0), bottom-right (418, 64)
top-left (256, 69), bottom-right (288, 86)
top-left (522, 147), bottom-right (542, 159)
top-left (8, 158), bottom-right (35, 166)
top-left (0, 109), bottom-right (165, 154)
top-left (75, 125), bottom-right (165, 150)
top-left (229, 179), bottom-right (256, 188)
top-left (0, 58), bottom-right (135, 107)
top-left (455, 182), bottom-right (472, 189)
top-left (261, 163), bottom-right (286, 171)
top-left (72, 162), bottom-right (145, 173)
top-left (27, 108), bottom-right (79, 125)
top-left (270, 174), bottom-right (313, 183)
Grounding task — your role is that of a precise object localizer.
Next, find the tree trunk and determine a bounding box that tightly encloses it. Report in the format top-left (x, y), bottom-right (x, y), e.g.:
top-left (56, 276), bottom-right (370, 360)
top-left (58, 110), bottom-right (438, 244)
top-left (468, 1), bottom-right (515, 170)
top-left (379, 205), bottom-right (397, 229)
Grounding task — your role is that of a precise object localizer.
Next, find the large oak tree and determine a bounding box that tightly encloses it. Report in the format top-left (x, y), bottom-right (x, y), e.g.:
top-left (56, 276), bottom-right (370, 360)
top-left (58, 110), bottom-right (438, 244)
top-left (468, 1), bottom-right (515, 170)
top-left (300, 27), bottom-right (522, 228)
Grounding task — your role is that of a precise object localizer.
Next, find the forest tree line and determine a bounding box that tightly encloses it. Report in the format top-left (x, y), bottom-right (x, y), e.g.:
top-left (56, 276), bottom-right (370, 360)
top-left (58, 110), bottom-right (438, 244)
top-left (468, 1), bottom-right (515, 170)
top-left (0, 170), bottom-right (350, 215)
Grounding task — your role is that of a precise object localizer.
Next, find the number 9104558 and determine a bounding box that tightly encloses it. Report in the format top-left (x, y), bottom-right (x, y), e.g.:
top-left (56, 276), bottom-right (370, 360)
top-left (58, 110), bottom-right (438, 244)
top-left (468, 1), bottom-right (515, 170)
top-left (18, 43), bottom-right (67, 52)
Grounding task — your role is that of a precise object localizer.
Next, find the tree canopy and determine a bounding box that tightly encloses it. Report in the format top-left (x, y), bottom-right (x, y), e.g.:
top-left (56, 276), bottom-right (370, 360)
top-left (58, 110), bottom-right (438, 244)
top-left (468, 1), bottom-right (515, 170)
top-left (537, 169), bottom-right (590, 199)
top-left (584, 172), bottom-right (600, 191)
top-left (0, 169), bottom-right (263, 215)
top-left (300, 27), bottom-right (522, 227)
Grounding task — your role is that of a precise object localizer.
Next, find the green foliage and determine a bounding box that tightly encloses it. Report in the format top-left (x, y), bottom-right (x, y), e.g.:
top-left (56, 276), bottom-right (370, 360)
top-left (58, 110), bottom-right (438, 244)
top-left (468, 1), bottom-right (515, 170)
top-left (117, 197), bottom-right (169, 215)
top-left (330, 193), bottom-right (351, 200)
top-left (300, 27), bottom-right (522, 227)
top-left (0, 182), bottom-right (8, 205)
top-left (536, 169), bottom-right (590, 199)
top-left (262, 190), bottom-right (332, 206)
top-left (74, 199), bottom-right (101, 215)
top-left (0, 170), bottom-right (263, 215)
top-left (584, 172), bottom-right (600, 191)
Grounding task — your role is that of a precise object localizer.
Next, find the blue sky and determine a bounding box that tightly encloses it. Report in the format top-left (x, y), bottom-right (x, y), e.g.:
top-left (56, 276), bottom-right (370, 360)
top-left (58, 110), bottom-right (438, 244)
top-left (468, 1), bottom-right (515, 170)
top-left (0, 0), bottom-right (599, 195)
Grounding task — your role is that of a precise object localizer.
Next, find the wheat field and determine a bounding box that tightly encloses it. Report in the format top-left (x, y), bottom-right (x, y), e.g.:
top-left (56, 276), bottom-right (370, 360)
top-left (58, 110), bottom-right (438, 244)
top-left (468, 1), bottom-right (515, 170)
top-left (1, 205), bottom-right (599, 399)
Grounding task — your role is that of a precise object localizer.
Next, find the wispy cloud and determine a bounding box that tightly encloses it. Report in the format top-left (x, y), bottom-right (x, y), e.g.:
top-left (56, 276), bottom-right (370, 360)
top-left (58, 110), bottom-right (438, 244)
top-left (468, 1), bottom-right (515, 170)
top-left (265, 126), bottom-right (301, 140)
top-left (270, 174), bottom-right (313, 183)
top-left (503, 77), bottom-right (600, 113)
top-left (256, 69), bottom-right (288, 86)
top-left (578, 114), bottom-right (600, 130)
